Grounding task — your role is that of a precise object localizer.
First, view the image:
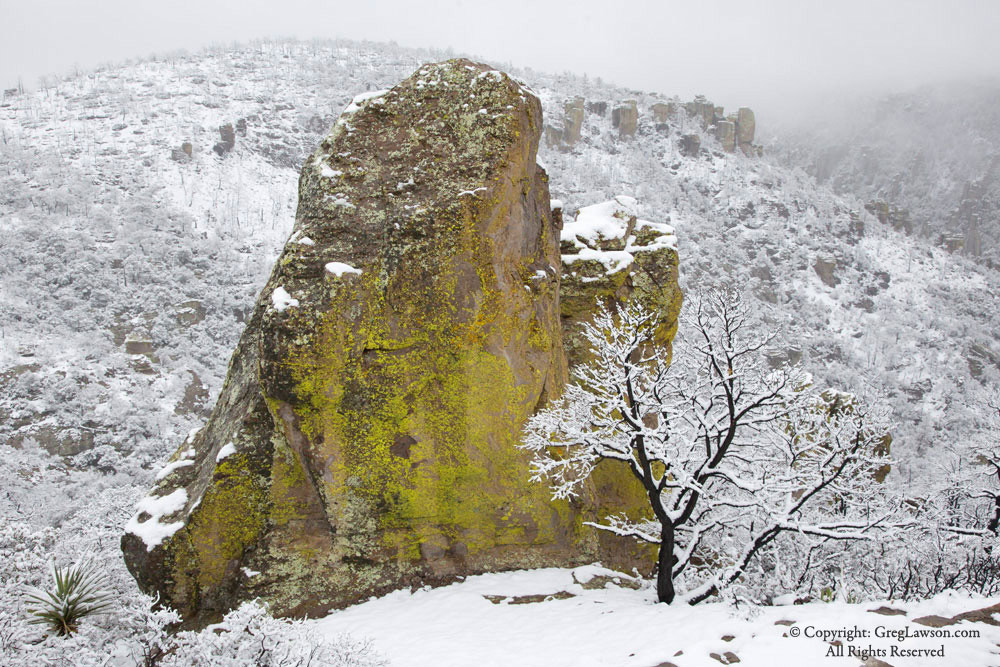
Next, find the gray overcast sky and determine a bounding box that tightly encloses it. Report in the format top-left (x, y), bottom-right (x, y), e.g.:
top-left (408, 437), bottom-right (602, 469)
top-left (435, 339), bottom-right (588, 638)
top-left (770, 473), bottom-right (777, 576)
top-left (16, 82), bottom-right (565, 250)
top-left (3, 0), bottom-right (1000, 114)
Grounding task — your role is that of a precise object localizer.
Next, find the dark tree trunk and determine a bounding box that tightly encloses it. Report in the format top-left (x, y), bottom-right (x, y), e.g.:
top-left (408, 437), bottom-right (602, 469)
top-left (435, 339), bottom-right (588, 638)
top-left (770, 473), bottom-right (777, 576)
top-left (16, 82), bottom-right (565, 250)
top-left (656, 522), bottom-right (676, 603)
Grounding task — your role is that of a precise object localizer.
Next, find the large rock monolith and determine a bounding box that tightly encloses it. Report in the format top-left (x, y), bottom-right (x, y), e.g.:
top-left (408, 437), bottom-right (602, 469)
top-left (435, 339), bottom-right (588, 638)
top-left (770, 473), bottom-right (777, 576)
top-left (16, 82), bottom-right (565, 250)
top-left (123, 60), bottom-right (585, 623)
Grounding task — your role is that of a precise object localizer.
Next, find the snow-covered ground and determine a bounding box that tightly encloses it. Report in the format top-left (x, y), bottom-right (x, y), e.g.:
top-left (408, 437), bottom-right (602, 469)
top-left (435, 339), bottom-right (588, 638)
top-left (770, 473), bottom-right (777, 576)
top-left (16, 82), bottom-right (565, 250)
top-left (312, 566), bottom-right (1000, 667)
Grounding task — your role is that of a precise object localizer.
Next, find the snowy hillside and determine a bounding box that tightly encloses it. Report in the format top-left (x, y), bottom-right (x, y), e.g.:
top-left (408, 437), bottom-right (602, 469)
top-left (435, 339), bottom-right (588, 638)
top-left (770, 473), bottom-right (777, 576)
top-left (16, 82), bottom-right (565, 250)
top-left (2, 40), bottom-right (997, 481)
top-left (2, 38), bottom-right (999, 665)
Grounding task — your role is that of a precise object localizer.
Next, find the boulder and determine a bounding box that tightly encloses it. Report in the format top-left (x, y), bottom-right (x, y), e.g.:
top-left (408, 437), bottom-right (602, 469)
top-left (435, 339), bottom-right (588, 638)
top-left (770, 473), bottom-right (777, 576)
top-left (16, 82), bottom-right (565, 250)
top-left (213, 123), bottom-right (236, 155)
top-left (124, 60), bottom-right (595, 624)
top-left (124, 335), bottom-right (155, 357)
top-left (611, 100), bottom-right (638, 137)
top-left (813, 256), bottom-right (840, 287)
top-left (174, 300), bottom-right (206, 326)
top-left (941, 235), bottom-right (965, 253)
top-left (171, 142), bottom-right (193, 162)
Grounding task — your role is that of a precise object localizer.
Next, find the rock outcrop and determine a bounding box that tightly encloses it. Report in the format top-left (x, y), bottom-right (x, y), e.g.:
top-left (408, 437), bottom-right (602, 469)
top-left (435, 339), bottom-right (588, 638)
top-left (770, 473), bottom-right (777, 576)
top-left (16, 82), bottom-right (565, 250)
top-left (562, 96), bottom-right (585, 145)
top-left (213, 123), bottom-right (236, 156)
top-left (557, 196), bottom-right (683, 576)
top-left (865, 200), bottom-right (913, 235)
top-left (542, 94), bottom-right (756, 154)
top-left (715, 120), bottom-right (736, 153)
top-left (651, 102), bottom-right (674, 123)
top-left (544, 97), bottom-right (585, 149)
top-left (736, 107), bottom-right (755, 149)
top-left (611, 100), bottom-right (638, 137)
top-left (673, 96), bottom-right (758, 154)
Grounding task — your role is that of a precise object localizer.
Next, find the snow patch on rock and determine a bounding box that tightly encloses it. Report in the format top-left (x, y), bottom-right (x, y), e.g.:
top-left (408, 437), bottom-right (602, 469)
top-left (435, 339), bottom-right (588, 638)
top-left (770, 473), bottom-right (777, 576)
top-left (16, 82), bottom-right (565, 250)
top-left (271, 286), bottom-right (299, 312)
top-left (325, 262), bottom-right (363, 278)
top-left (126, 489), bottom-right (188, 551)
top-left (216, 442), bottom-right (237, 462)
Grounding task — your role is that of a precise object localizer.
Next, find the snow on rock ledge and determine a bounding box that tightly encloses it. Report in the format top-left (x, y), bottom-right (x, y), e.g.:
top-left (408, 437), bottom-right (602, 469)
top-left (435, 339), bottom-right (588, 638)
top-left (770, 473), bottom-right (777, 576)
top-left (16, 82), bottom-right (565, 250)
top-left (560, 196), bottom-right (683, 369)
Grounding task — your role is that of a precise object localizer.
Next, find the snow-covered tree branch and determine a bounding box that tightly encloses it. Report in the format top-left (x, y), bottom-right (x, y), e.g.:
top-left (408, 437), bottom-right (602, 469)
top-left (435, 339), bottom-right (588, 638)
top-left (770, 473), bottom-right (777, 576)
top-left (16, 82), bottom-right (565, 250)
top-left (521, 290), bottom-right (899, 603)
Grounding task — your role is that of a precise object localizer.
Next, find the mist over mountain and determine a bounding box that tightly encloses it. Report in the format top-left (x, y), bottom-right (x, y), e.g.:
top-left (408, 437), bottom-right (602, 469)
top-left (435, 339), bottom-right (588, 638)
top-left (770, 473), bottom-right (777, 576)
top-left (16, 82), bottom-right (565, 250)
top-left (770, 80), bottom-right (1000, 268)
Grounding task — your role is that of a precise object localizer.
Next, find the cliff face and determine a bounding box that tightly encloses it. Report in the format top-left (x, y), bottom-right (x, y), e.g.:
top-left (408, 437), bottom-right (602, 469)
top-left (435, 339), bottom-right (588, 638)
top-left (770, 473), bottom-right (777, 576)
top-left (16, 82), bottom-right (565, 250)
top-left (122, 60), bottom-right (682, 624)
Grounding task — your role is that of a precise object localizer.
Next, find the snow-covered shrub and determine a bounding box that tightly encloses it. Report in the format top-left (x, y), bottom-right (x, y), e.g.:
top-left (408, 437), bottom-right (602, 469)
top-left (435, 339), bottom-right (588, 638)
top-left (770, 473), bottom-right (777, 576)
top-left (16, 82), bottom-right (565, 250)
top-left (166, 600), bottom-right (385, 667)
top-left (0, 483), bottom-right (178, 665)
top-left (844, 398), bottom-right (1000, 600)
top-left (855, 531), bottom-right (1000, 600)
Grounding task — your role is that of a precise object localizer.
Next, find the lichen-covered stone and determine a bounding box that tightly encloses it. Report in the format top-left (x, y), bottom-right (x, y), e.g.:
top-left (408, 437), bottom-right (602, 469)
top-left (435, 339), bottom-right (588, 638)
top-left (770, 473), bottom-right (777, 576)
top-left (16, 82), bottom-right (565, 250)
top-left (124, 60), bottom-right (581, 624)
top-left (124, 61), bottom-right (689, 625)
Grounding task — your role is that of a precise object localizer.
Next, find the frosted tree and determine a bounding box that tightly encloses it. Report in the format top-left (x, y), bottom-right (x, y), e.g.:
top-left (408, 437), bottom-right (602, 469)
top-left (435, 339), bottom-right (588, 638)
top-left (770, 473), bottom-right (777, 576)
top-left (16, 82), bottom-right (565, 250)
top-left (521, 290), bottom-right (898, 603)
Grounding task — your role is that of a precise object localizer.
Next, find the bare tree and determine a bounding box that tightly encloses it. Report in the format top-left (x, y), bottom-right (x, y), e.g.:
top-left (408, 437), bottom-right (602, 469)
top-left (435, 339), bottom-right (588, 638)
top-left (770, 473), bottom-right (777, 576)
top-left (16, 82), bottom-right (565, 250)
top-left (522, 290), bottom-right (898, 603)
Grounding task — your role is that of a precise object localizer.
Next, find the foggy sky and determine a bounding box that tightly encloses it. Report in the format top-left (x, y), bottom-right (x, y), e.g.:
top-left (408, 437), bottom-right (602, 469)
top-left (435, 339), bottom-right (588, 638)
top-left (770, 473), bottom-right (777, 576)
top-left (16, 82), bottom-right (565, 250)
top-left (3, 0), bottom-right (1000, 116)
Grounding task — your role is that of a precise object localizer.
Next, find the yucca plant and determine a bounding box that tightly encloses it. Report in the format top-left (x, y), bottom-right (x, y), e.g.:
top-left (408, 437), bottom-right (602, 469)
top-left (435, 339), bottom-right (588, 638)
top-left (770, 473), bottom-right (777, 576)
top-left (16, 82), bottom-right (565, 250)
top-left (24, 558), bottom-right (114, 636)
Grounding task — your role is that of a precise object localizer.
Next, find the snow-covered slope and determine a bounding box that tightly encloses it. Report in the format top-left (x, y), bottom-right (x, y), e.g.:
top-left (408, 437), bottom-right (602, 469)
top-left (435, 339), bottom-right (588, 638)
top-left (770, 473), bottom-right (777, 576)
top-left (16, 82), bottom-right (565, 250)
top-left (531, 80), bottom-right (1000, 469)
top-left (0, 41), bottom-right (434, 480)
top-left (770, 82), bottom-right (1000, 269)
